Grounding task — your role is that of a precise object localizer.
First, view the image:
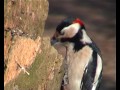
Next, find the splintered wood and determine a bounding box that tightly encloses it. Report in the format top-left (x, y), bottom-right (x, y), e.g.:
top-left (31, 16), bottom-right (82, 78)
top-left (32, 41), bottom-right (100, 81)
top-left (4, 36), bottom-right (41, 86)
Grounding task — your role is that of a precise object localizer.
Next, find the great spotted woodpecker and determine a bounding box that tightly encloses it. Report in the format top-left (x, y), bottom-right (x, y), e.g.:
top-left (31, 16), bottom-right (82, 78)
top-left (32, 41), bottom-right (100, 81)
top-left (51, 17), bottom-right (103, 90)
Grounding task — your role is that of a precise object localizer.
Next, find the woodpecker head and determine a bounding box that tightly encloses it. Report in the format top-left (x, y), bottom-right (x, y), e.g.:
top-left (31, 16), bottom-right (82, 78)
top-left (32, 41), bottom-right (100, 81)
top-left (51, 17), bottom-right (92, 51)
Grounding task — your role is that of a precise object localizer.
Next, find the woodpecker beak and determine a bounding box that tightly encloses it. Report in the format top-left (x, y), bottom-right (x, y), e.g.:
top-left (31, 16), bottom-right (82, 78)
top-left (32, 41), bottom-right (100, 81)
top-left (51, 37), bottom-right (58, 45)
top-left (50, 31), bottom-right (60, 46)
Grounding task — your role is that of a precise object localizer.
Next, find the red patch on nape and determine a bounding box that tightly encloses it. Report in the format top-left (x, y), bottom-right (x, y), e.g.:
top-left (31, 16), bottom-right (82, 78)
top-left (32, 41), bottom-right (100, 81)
top-left (73, 18), bottom-right (84, 26)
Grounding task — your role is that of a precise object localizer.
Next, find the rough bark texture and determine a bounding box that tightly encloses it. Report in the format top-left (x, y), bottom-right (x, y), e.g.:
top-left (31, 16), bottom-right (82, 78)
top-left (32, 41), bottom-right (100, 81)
top-left (4, 0), bottom-right (64, 90)
top-left (4, 0), bottom-right (48, 37)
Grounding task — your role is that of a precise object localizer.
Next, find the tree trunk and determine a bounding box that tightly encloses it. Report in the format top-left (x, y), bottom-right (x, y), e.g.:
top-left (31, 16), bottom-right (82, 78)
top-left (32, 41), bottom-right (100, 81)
top-left (4, 0), bottom-right (64, 90)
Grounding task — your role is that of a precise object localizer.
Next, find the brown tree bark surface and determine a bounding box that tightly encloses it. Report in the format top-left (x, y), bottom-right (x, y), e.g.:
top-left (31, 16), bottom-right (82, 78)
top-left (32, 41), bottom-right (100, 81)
top-left (4, 0), bottom-right (64, 90)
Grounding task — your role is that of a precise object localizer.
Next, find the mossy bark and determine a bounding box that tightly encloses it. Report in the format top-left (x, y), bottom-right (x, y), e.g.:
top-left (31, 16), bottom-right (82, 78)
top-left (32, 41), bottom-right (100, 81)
top-left (4, 37), bottom-right (64, 90)
top-left (4, 0), bottom-right (64, 90)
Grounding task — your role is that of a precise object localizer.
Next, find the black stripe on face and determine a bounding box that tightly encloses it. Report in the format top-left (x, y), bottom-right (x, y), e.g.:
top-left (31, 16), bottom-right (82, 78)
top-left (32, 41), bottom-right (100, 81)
top-left (60, 30), bottom-right (84, 51)
top-left (61, 31), bottom-right (82, 42)
top-left (80, 51), bottom-right (98, 90)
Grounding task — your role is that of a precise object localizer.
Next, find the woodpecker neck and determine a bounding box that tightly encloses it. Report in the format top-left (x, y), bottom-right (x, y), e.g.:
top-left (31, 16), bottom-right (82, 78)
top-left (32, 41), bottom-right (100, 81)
top-left (69, 30), bottom-right (92, 52)
top-left (73, 40), bottom-right (101, 55)
top-left (64, 41), bottom-right (85, 53)
top-left (61, 30), bottom-right (92, 52)
top-left (65, 38), bottom-right (99, 53)
top-left (80, 29), bottom-right (92, 44)
top-left (73, 41), bottom-right (86, 52)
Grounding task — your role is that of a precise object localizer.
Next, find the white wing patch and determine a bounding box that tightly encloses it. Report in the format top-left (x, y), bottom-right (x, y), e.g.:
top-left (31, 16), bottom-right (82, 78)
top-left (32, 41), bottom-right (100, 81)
top-left (92, 54), bottom-right (102, 90)
top-left (94, 54), bottom-right (102, 82)
top-left (92, 80), bottom-right (99, 90)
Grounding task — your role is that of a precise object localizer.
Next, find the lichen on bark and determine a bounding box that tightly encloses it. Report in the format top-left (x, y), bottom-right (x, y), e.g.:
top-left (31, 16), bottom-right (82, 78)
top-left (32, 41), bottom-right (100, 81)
top-left (4, 0), bottom-right (64, 90)
top-left (5, 37), bottom-right (64, 90)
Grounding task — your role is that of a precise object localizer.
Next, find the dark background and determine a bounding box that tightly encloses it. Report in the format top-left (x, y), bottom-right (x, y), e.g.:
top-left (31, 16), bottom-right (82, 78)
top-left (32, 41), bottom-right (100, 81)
top-left (44, 0), bottom-right (116, 90)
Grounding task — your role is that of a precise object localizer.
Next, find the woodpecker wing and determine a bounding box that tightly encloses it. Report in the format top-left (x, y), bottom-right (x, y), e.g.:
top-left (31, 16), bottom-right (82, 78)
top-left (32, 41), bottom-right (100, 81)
top-left (80, 49), bottom-right (102, 90)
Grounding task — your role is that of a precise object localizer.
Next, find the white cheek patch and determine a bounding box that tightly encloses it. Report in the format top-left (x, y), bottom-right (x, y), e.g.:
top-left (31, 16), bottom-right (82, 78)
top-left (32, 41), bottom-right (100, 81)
top-left (61, 23), bottom-right (80, 38)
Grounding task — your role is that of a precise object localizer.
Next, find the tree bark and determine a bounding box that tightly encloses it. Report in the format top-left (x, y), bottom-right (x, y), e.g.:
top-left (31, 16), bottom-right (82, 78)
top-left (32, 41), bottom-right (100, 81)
top-left (4, 0), bottom-right (64, 90)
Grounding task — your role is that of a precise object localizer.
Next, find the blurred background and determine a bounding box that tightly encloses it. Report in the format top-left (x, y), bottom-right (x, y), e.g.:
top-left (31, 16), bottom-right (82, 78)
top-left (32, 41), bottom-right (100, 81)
top-left (44, 0), bottom-right (116, 90)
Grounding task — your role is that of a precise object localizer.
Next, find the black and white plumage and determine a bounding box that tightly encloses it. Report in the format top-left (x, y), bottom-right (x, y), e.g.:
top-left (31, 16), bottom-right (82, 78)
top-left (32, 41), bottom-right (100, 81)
top-left (51, 17), bottom-right (103, 90)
